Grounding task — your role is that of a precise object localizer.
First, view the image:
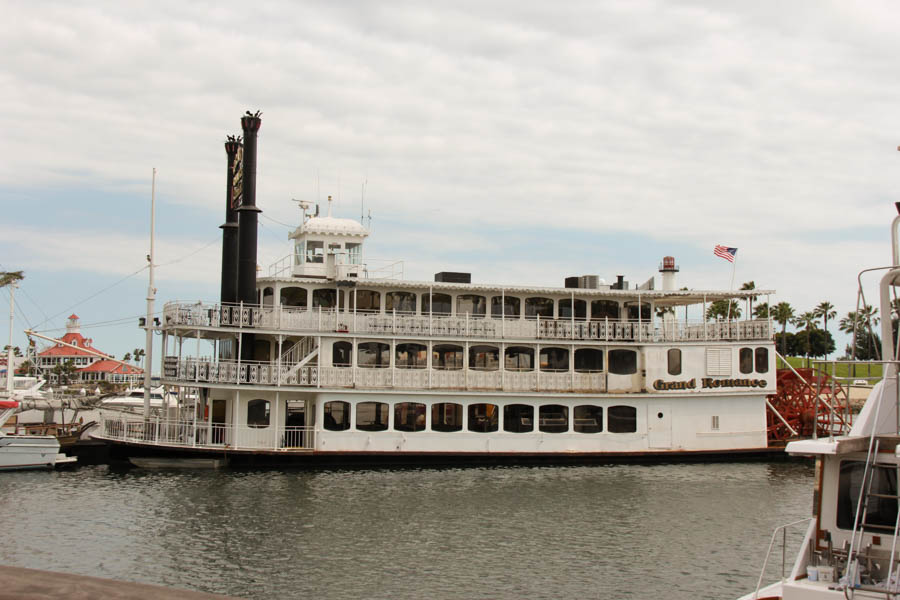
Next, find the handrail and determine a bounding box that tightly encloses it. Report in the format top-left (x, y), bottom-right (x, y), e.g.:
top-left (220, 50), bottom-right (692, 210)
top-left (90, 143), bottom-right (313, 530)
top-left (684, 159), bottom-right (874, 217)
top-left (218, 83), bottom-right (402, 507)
top-left (753, 517), bottom-right (815, 599)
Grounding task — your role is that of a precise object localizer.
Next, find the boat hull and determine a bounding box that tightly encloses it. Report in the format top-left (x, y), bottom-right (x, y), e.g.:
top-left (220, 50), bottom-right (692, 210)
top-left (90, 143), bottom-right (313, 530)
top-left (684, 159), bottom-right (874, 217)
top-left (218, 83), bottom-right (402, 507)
top-left (0, 434), bottom-right (62, 471)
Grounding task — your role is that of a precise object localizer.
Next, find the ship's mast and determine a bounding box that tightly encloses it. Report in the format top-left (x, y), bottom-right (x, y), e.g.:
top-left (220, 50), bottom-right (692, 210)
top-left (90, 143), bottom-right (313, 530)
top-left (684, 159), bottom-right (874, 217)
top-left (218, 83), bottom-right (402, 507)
top-left (143, 168), bottom-right (157, 419)
top-left (6, 281), bottom-right (15, 395)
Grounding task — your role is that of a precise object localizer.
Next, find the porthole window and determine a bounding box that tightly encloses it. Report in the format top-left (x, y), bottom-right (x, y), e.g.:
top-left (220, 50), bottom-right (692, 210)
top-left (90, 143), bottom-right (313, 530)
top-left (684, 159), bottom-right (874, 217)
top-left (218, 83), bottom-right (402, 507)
top-left (503, 404), bottom-right (534, 433)
top-left (609, 350), bottom-right (637, 375)
top-left (739, 348), bottom-right (753, 374)
top-left (755, 347), bottom-right (769, 374)
top-left (356, 402), bottom-right (389, 431)
top-left (394, 402), bottom-right (426, 432)
top-left (432, 403), bottom-right (463, 432)
top-left (247, 399), bottom-right (270, 428)
top-left (574, 405), bottom-right (603, 433)
top-left (323, 401), bottom-right (350, 431)
top-left (608, 405), bottom-right (637, 433)
top-left (539, 404), bottom-right (568, 433)
top-left (468, 403), bottom-right (499, 432)
top-left (667, 349), bottom-right (682, 376)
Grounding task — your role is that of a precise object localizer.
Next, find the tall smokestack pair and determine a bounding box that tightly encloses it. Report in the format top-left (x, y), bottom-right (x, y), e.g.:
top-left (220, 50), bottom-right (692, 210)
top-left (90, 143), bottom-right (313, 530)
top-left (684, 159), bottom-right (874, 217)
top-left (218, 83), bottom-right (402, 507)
top-left (220, 111), bottom-right (262, 361)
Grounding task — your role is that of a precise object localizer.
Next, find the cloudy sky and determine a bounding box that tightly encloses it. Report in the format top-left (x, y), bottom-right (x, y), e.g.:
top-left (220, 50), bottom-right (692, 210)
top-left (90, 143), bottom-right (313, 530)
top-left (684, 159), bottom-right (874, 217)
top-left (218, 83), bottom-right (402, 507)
top-left (2, 0), bottom-right (899, 363)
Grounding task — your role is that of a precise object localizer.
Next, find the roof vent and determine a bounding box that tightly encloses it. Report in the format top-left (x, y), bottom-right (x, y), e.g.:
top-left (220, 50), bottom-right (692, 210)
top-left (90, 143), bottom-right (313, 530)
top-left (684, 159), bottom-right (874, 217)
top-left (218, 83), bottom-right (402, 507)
top-left (434, 272), bottom-right (471, 284)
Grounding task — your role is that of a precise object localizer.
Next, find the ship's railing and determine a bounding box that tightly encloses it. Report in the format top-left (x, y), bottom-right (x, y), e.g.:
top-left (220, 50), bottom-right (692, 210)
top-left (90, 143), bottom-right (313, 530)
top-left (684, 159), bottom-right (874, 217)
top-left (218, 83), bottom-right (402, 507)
top-left (162, 301), bottom-right (773, 342)
top-left (96, 414), bottom-right (315, 451)
top-left (168, 359), bottom-right (607, 393)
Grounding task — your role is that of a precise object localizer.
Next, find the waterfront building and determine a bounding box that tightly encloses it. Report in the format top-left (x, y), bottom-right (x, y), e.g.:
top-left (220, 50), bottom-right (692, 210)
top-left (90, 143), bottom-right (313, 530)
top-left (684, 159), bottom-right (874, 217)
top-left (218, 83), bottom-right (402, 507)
top-left (35, 315), bottom-right (142, 384)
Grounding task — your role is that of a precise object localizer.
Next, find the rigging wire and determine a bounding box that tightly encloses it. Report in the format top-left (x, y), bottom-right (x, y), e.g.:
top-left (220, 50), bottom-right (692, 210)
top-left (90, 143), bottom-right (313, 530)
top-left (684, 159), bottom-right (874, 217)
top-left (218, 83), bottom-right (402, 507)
top-left (260, 213), bottom-right (296, 229)
top-left (156, 236), bottom-right (220, 267)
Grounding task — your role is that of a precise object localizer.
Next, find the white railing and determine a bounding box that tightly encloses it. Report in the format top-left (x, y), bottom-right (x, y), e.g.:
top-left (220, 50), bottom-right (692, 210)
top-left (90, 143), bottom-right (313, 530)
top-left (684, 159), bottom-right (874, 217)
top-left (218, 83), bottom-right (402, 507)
top-left (163, 301), bottom-right (773, 343)
top-left (167, 360), bottom-right (609, 393)
top-left (96, 414), bottom-right (315, 451)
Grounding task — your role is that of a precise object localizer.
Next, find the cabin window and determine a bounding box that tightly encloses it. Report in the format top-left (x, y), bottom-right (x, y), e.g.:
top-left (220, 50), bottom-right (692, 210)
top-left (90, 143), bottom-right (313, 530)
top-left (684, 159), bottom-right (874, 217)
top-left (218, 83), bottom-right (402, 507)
top-left (540, 347), bottom-right (569, 372)
top-left (433, 344), bottom-right (464, 370)
top-left (280, 287), bottom-right (308, 308)
top-left (356, 402), bottom-right (389, 431)
top-left (358, 342), bottom-right (390, 368)
top-left (504, 346), bottom-right (534, 371)
top-left (574, 348), bottom-right (603, 372)
top-left (323, 401), bottom-right (350, 431)
top-left (396, 343), bottom-right (427, 368)
top-left (574, 405), bottom-right (603, 433)
top-left (262, 287), bottom-right (274, 306)
top-left (591, 300), bottom-right (619, 320)
top-left (539, 404), bottom-right (568, 433)
top-left (247, 399), bottom-right (270, 428)
top-left (306, 240), bottom-right (324, 263)
top-left (254, 339), bottom-right (270, 362)
top-left (608, 349), bottom-right (637, 375)
top-left (313, 288), bottom-right (337, 309)
top-left (294, 241), bottom-right (305, 265)
top-left (755, 347), bottom-right (769, 374)
top-left (354, 290), bottom-right (381, 312)
top-left (346, 242), bottom-right (362, 265)
top-left (667, 349), bottom-right (682, 376)
top-left (625, 301), bottom-right (651, 321)
top-left (525, 297), bottom-right (554, 319)
top-left (386, 291), bottom-right (416, 314)
top-left (491, 296), bottom-right (520, 318)
top-left (503, 404), bottom-right (533, 433)
top-left (469, 345), bottom-right (500, 371)
top-left (332, 341), bottom-right (352, 367)
top-left (739, 348), bottom-right (753, 374)
top-left (468, 403), bottom-right (499, 432)
top-left (394, 402), bottom-right (426, 432)
top-left (457, 294), bottom-right (486, 317)
top-left (837, 460), bottom-right (898, 532)
top-left (559, 299), bottom-right (587, 320)
top-left (431, 403), bottom-right (463, 432)
top-left (423, 292), bottom-right (452, 315)
top-left (608, 405), bottom-right (637, 433)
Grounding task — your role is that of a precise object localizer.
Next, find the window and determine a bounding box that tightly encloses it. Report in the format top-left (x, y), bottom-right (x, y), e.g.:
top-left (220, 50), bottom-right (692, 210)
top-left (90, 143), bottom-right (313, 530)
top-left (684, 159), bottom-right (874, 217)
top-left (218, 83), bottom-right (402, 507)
top-left (433, 344), bottom-right (464, 370)
top-left (356, 402), bottom-right (389, 431)
top-left (394, 402), bottom-right (426, 432)
top-left (332, 341), bottom-right (352, 367)
top-left (525, 297), bottom-right (554, 318)
top-left (396, 343), bottom-right (427, 368)
top-left (755, 347), bottom-right (769, 373)
top-left (491, 296), bottom-right (520, 318)
top-left (247, 399), bottom-right (270, 428)
top-left (262, 287), bottom-right (274, 306)
top-left (837, 460), bottom-right (897, 532)
top-left (295, 241), bottom-right (305, 265)
top-left (591, 300), bottom-right (619, 320)
top-left (358, 342), bottom-right (390, 368)
top-left (625, 301), bottom-right (651, 321)
top-left (504, 346), bottom-right (534, 371)
top-left (313, 288), bottom-right (337, 309)
top-left (574, 348), bottom-right (603, 372)
top-left (281, 287), bottom-right (308, 308)
top-left (609, 350), bottom-right (637, 375)
top-left (323, 401), bottom-right (350, 431)
top-left (386, 291), bottom-right (416, 314)
top-left (539, 404), bottom-right (568, 433)
top-left (706, 348), bottom-right (732, 376)
top-left (667, 349), bottom-right (682, 376)
top-left (574, 405), bottom-right (603, 433)
top-left (468, 403), bottom-right (498, 432)
top-left (432, 403), bottom-right (462, 432)
top-left (346, 242), bottom-right (362, 265)
top-left (608, 405), bottom-right (637, 433)
top-left (354, 290), bottom-right (381, 312)
top-left (469, 345), bottom-right (500, 371)
top-left (457, 294), bottom-right (486, 317)
top-left (423, 293), bottom-right (452, 315)
top-left (540, 347), bottom-right (569, 372)
top-left (306, 240), bottom-right (324, 263)
top-left (503, 404), bottom-right (534, 432)
top-left (739, 348), bottom-right (753, 374)
top-left (559, 299), bottom-right (587, 320)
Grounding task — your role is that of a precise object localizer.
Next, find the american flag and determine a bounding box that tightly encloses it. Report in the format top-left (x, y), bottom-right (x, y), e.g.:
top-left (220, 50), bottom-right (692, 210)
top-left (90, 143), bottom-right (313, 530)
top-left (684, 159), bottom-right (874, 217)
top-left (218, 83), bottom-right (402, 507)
top-left (714, 245), bottom-right (737, 263)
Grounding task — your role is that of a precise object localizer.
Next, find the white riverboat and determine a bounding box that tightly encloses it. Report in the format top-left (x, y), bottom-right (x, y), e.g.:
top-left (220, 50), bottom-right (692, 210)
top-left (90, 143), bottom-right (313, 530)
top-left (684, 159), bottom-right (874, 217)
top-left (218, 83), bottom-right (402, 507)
top-left (91, 113), bottom-right (781, 467)
top-left (740, 207), bottom-right (900, 600)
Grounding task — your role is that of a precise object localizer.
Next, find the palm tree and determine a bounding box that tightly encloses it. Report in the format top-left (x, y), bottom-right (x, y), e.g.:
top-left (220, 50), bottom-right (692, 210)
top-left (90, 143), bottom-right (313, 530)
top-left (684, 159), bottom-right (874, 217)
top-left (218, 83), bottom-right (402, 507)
top-left (814, 301), bottom-right (837, 357)
top-left (793, 310), bottom-right (819, 366)
top-left (123, 352), bottom-right (132, 363)
top-left (133, 348), bottom-right (146, 369)
top-left (772, 302), bottom-right (795, 359)
top-left (740, 281), bottom-right (757, 318)
top-left (0, 270), bottom-right (24, 288)
top-left (753, 302), bottom-right (770, 319)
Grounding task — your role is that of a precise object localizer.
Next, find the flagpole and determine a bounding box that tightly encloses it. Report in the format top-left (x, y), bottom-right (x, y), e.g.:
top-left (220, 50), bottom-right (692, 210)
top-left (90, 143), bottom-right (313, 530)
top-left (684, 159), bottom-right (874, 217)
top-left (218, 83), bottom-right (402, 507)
top-left (726, 257), bottom-right (737, 321)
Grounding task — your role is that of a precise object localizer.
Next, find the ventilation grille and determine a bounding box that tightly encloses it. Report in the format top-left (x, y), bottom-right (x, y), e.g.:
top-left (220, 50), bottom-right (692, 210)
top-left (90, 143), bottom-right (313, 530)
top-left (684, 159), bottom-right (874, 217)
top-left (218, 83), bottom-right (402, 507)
top-left (706, 348), bottom-right (732, 376)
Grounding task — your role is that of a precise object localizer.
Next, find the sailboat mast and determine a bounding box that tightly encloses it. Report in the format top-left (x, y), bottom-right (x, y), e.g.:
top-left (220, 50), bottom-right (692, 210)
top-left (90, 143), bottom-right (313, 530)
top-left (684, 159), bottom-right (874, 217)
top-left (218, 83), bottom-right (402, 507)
top-left (143, 168), bottom-right (157, 419)
top-left (6, 282), bottom-right (14, 395)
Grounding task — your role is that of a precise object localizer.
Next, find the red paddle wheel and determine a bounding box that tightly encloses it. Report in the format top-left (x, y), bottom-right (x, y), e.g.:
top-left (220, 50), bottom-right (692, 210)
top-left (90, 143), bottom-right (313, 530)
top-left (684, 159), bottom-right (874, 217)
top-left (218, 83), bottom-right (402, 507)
top-left (766, 368), bottom-right (853, 444)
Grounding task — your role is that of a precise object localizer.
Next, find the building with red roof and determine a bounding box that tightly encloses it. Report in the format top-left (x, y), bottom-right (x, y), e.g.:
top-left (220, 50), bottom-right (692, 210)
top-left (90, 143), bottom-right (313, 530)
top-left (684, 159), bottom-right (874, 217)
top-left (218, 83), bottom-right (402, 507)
top-left (36, 315), bottom-right (143, 384)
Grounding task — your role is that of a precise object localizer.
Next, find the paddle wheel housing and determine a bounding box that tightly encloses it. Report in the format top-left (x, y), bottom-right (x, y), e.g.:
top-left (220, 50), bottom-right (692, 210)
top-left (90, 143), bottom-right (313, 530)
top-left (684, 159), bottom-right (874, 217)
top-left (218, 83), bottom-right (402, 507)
top-left (766, 368), bottom-right (852, 444)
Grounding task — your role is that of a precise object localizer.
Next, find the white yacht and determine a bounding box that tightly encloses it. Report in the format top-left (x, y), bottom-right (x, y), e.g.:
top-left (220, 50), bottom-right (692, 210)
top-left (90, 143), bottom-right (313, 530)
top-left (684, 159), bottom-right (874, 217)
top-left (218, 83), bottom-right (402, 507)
top-left (741, 207), bottom-right (900, 599)
top-left (0, 400), bottom-right (75, 470)
top-left (100, 386), bottom-right (176, 411)
top-left (91, 112), bottom-right (784, 467)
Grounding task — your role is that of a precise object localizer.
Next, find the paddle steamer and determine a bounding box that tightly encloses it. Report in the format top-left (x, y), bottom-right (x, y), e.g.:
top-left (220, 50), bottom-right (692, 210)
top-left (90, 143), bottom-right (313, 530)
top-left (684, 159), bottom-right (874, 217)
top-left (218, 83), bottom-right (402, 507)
top-left (94, 113), bottom-right (778, 466)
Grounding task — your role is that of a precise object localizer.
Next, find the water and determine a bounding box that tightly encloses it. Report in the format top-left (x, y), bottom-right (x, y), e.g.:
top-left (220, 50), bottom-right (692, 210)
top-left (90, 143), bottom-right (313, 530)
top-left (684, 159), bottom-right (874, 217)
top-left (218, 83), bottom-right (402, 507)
top-left (1, 461), bottom-right (814, 599)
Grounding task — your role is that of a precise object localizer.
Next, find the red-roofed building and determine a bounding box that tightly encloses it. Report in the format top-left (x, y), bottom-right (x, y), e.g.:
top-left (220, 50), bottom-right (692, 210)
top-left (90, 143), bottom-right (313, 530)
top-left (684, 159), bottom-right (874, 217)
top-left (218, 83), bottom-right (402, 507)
top-left (36, 314), bottom-right (143, 384)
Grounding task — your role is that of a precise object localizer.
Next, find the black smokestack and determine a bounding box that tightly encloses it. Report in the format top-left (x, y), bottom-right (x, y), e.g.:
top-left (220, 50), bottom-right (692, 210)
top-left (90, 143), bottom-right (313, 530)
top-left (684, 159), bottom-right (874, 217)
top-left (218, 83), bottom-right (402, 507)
top-left (220, 135), bottom-right (241, 304)
top-left (237, 111), bottom-right (262, 361)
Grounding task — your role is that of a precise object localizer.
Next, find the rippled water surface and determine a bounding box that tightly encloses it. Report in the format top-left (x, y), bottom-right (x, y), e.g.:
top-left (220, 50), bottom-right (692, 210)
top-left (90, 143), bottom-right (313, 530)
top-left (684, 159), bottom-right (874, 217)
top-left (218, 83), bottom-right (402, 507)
top-left (1, 461), bottom-right (814, 599)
